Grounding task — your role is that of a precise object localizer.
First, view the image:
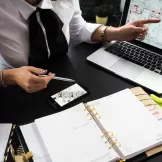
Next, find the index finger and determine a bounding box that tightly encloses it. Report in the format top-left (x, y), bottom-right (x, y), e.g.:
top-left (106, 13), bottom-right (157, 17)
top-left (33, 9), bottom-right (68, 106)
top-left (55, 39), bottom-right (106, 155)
top-left (32, 73), bottom-right (54, 84)
top-left (138, 19), bottom-right (161, 24)
top-left (31, 75), bottom-right (48, 84)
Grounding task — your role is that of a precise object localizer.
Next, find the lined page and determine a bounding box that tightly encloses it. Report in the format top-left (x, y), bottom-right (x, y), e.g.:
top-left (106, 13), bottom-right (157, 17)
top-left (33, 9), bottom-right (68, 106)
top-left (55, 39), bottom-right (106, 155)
top-left (0, 124), bottom-right (12, 162)
top-left (87, 89), bottom-right (162, 160)
top-left (35, 103), bottom-right (118, 162)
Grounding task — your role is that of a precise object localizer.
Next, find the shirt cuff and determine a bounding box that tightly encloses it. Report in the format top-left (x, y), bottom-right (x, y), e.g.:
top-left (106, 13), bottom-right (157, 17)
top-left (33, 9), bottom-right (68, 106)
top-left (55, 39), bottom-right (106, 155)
top-left (80, 22), bottom-right (103, 43)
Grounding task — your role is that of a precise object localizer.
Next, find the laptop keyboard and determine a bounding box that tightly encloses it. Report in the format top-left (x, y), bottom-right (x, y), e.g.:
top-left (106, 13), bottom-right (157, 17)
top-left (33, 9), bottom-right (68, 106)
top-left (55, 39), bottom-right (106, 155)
top-left (105, 41), bottom-right (162, 75)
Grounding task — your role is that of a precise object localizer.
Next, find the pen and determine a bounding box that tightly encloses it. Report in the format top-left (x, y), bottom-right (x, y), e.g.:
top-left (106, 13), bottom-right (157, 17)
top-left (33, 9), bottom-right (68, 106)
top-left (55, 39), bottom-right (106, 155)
top-left (39, 74), bottom-right (75, 83)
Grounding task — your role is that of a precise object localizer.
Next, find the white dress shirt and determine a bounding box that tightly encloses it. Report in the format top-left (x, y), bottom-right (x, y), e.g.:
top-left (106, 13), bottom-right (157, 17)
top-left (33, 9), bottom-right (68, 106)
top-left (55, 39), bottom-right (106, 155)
top-left (0, 0), bottom-right (101, 70)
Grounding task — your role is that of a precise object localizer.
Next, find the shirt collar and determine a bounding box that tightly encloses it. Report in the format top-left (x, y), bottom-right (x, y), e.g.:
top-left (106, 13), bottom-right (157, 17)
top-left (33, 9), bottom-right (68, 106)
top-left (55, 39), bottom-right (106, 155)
top-left (11, 0), bottom-right (53, 20)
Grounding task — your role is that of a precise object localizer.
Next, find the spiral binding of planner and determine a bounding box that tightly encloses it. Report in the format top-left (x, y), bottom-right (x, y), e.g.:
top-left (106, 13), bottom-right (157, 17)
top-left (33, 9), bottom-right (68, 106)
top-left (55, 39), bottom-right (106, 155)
top-left (84, 104), bottom-right (121, 149)
top-left (84, 104), bottom-right (101, 120)
top-left (84, 104), bottom-right (125, 162)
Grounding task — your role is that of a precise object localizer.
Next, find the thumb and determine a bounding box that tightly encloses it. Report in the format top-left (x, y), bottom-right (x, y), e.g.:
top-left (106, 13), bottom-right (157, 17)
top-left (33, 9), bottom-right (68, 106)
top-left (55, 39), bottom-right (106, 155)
top-left (46, 73), bottom-right (55, 83)
top-left (133, 27), bottom-right (144, 33)
top-left (27, 66), bottom-right (46, 75)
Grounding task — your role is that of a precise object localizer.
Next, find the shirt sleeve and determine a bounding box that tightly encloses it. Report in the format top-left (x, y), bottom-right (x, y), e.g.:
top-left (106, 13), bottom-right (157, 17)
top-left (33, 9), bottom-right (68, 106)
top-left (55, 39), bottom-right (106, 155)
top-left (69, 0), bottom-right (102, 46)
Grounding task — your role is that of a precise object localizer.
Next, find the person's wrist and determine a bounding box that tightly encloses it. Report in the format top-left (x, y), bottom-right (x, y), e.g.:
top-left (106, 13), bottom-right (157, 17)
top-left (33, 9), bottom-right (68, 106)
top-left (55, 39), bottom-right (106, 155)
top-left (3, 69), bottom-right (17, 85)
top-left (105, 27), bottom-right (121, 41)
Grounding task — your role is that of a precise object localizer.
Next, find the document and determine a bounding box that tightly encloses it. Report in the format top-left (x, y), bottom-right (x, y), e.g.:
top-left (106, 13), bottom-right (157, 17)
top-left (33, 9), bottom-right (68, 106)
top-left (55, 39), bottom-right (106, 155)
top-left (0, 124), bottom-right (12, 162)
top-left (20, 123), bottom-right (51, 162)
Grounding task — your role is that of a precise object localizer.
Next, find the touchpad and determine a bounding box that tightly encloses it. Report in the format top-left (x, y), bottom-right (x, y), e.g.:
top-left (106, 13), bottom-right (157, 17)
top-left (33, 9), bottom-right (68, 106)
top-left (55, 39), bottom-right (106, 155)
top-left (109, 59), bottom-right (145, 80)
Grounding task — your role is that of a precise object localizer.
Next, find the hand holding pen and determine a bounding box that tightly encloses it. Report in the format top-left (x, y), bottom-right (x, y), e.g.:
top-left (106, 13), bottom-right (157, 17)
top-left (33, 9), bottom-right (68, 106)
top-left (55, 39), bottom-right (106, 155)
top-left (8, 67), bottom-right (75, 93)
top-left (8, 67), bottom-right (54, 93)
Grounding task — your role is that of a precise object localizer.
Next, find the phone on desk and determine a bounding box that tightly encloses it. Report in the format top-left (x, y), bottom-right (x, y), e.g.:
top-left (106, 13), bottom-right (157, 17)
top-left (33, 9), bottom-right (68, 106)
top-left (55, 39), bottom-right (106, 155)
top-left (48, 83), bottom-right (89, 109)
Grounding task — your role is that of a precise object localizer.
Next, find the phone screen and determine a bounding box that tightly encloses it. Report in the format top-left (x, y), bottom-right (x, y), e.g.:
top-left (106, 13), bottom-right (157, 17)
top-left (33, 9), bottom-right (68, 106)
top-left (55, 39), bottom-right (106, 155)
top-left (48, 83), bottom-right (88, 108)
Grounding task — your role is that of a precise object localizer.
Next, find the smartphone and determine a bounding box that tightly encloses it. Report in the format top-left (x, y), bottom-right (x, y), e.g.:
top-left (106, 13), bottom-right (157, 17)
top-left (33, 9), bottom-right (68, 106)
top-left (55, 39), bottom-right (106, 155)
top-left (48, 83), bottom-right (88, 109)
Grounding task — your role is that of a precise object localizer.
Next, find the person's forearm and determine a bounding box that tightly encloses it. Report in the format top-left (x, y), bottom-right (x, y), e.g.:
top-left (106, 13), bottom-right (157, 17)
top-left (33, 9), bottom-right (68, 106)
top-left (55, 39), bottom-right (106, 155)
top-left (0, 69), bottom-right (16, 86)
top-left (91, 26), bottom-right (120, 42)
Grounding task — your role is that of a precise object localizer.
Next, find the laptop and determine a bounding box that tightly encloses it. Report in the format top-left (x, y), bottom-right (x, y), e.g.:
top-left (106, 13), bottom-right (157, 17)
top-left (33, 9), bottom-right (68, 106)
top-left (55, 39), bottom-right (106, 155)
top-left (87, 0), bottom-right (162, 94)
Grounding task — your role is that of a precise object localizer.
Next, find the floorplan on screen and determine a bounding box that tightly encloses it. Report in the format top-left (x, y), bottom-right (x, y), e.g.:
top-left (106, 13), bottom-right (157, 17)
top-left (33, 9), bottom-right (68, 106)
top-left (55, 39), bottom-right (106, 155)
top-left (126, 0), bottom-right (162, 49)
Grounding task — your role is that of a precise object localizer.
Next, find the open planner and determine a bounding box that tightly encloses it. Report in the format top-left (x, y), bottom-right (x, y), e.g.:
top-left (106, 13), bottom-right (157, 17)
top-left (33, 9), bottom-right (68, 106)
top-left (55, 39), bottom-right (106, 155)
top-left (18, 88), bottom-right (162, 162)
top-left (3, 87), bottom-right (162, 162)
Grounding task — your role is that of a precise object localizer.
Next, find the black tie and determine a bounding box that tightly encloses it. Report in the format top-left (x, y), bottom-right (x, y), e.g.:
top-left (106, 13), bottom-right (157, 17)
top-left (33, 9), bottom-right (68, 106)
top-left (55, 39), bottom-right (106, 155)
top-left (28, 7), bottom-right (68, 69)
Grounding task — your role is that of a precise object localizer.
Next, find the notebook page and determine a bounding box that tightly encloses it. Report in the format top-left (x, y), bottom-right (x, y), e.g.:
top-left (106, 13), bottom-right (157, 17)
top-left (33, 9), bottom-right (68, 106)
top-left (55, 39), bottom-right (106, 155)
top-left (87, 89), bottom-right (162, 160)
top-left (35, 103), bottom-right (119, 162)
top-left (160, 119), bottom-right (162, 127)
top-left (0, 124), bottom-right (12, 162)
top-left (20, 123), bottom-right (51, 162)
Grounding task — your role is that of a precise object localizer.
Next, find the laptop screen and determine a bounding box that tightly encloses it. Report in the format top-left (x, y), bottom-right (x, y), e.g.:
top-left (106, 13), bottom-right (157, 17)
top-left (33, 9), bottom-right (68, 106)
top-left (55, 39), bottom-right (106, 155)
top-left (124, 0), bottom-right (162, 50)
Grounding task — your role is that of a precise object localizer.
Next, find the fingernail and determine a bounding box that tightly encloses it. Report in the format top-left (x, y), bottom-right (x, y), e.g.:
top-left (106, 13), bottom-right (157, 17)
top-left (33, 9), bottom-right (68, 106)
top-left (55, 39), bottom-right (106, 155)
top-left (49, 72), bottom-right (55, 75)
top-left (40, 70), bottom-right (47, 74)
